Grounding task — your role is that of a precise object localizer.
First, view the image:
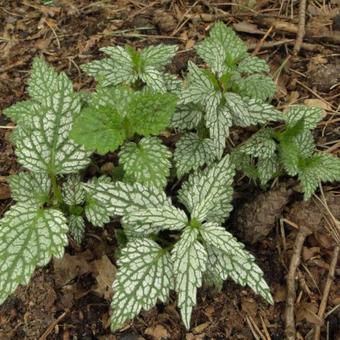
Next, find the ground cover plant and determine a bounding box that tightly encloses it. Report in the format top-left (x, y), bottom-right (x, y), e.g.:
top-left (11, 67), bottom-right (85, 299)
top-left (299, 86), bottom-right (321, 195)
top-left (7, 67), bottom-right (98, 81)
top-left (1, 21), bottom-right (339, 334)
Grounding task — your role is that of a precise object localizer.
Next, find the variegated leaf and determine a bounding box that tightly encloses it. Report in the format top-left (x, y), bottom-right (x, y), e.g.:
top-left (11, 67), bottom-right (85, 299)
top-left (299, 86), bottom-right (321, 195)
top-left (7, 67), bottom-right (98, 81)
top-left (179, 155), bottom-right (235, 224)
top-left (170, 103), bottom-right (203, 131)
top-left (0, 204), bottom-right (68, 304)
top-left (119, 137), bottom-right (172, 189)
top-left (172, 228), bottom-right (207, 329)
top-left (238, 75), bottom-right (276, 101)
top-left (285, 105), bottom-right (323, 130)
top-left (174, 133), bottom-right (217, 177)
top-left (8, 172), bottom-right (51, 206)
top-left (237, 56), bottom-right (270, 74)
top-left (111, 238), bottom-right (173, 331)
top-left (68, 215), bottom-right (85, 245)
top-left (62, 174), bottom-right (85, 205)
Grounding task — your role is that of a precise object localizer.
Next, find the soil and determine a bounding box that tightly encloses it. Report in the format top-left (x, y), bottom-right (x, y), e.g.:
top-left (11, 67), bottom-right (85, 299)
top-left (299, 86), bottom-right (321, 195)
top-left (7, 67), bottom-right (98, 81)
top-left (0, 1), bottom-right (339, 339)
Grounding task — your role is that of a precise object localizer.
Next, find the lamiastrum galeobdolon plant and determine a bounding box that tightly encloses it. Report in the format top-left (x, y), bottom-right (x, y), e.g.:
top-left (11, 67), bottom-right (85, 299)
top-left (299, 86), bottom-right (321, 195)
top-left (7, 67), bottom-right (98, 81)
top-left (232, 105), bottom-right (340, 199)
top-left (1, 21), bottom-right (339, 332)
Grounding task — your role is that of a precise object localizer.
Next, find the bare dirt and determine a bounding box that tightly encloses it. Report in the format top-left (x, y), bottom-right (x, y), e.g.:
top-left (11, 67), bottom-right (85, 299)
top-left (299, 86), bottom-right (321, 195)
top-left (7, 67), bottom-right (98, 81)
top-left (0, 1), bottom-right (339, 339)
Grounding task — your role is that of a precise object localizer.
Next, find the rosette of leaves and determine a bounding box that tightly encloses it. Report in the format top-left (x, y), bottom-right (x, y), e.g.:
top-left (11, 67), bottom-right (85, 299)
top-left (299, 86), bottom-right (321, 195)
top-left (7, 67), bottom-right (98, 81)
top-left (0, 58), bottom-right (119, 305)
top-left (86, 155), bottom-right (273, 331)
top-left (172, 22), bottom-right (280, 176)
top-left (81, 43), bottom-right (180, 93)
top-left (70, 86), bottom-right (176, 189)
top-left (0, 58), bottom-right (94, 304)
top-left (232, 105), bottom-right (340, 199)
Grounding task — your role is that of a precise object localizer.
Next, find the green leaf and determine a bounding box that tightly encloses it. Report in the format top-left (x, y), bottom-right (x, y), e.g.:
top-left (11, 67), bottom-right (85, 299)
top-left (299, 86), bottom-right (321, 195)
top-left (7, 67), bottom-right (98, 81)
top-left (68, 215), bottom-right (85, 245)
top-left (122, 205), bottom-right (188, 235)
top-left (208, 21), bottom-right (248, 63)
top-left (298, 153), bottom-right (340, 200)
top-left (179, 155), bottom-right (235, 224)
top-left (174, 133), bottom-right (217, 177)
top-left (0, 204), bottom-right (68, 304)
top-left (15, 59), bottom-right (90, 174)
top-left (84, 176), bottom-right (113, 227)
top-left (70, 105), bottom-right (126, 154)
top-left (231, 151), bottom-right (258, 181)
top-left (127, 91), bottom-right (177, 136)
top-left (111, 238), bottom-right (173, 331)
top-left (119, 137), bottom-right (172, 189)
top-left (285, 106), bottom-right (323, 130)
top-left (279, 138), bottom-right (300, 176)
top-left (8, 172), bottom-right (51, 206)
top-left (86, 181), bottom-right (170, 217)
top-left (62, 175), bottom-right (85, 205)
top-left (238, 129), bottom-right (276, 158)
top-left (238, 75), bottom-right (276, 101)
top-left (171, 228), bottom-right (207, 329)
top-left (170, 103), bottom-right (203, 131)
top-left (200, 223), bottom-right (273, 304)
top-left (237, 56), bottom-right (270, 74)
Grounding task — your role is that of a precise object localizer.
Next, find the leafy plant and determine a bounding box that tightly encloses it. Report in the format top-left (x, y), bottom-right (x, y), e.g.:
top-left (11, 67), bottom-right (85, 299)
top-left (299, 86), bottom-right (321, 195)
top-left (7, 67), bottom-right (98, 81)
top-left (86, 155), bottom-right (273, 330)
top-left (0, 58), bottom-right (112, 303)
top-left (3, 22), bottom-right (338, 335)
top-left (172, 21), bottom-right (281, 176)
top-left (81, 43), bottom-right (180, 93)
top-left (232, 106), bottom-right (340, 199)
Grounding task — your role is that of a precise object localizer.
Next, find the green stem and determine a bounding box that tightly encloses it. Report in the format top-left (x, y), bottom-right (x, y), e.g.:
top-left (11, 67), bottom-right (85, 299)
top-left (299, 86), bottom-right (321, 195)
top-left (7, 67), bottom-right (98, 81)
top-left (50, 173), bottom-right (62, 207)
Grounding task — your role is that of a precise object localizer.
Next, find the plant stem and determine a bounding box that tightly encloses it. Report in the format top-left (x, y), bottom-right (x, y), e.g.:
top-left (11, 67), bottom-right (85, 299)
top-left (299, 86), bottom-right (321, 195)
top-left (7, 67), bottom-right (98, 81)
top-left (50, 173), bottom-right (62, 207)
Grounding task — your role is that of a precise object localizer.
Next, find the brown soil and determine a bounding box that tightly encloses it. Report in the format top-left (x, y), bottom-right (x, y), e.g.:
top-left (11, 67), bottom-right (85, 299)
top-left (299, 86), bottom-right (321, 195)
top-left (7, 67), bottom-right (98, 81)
top-left (0, 1), bottom-right (339, 339)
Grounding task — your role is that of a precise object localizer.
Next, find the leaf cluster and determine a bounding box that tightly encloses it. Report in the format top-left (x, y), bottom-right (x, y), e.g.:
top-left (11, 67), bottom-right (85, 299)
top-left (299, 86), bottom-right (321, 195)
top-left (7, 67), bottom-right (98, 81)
top-left (1, 21), bottom-right (338, 334)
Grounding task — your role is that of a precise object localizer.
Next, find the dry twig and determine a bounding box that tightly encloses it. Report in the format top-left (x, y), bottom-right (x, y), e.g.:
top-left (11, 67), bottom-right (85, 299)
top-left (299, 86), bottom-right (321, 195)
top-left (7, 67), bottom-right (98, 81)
top-left (293, 0), bottom-right (307, 55)
top-left (285, 225), bottom-right (313, 340)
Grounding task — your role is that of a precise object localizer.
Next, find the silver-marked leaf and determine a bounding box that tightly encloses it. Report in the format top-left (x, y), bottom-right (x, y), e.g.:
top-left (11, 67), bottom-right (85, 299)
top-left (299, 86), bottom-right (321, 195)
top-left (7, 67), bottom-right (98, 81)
top-left (238, 56), bottom-right (270, 74)
top-left (122, 205), bottom-right (188, 235)
top-left (225, 92), bottom-right (249, 124)
top-left (68, 215), bottom-right (85, 245)
top-left (86, 181), bottom-right (170, 217)
top-left (8, 172), bottom-right (51, 206)
top-left (174, 133), bottom-right (217, 177)
top-left (62, 175), bottom-right (85, 205)
top-left (163, 73), bottom-right (182, 95)
top-left (208, 21), bottom-right (248, 62)
top-left (180, 61), bottom-right (217, 105)
top-left (141, 44), bottom-right (178, 68)
top-left (200, 223), bottom-right (273, 304)
top-left (238, 129), bottom-right (276, 158)
top-left (239, 75), bottom-right (276, 101)
top-left (206, 104), bottom-right (233, 159)
top-left (172, 228), bottom-right (207, 329)
top-left (88, 86), bottom-right (132, 113)
top-left (208, 244), bottom-right (273, 304)
top-left (285, 106), bottom-right (323, 130)
top-left (239, 98), bottom-right (281, 126)
top-left (111, 238), bottom-right (172, 331)
top-left (140, 66), bottom-right (167, 92)
top-left (15, 59), bottom-right (90, 174)
top-left (195, 37), bottom-right (227, 76)
top-left (199, 223), bottom-right (249, 260)
top-left (119, 137), bottom-right (172, 189)
top-left (0, 204), bottom-right (68, 304)
top-left (85, 176), bottom-right (112, 227)
top-left (257, 156), bottom-right (280, 185)
top-left (4, 100), bottom-right (41, 127)
top-left (170, 103), bottom-right (203, 131)
top-left (179, 155), bottom-right (235, 223)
